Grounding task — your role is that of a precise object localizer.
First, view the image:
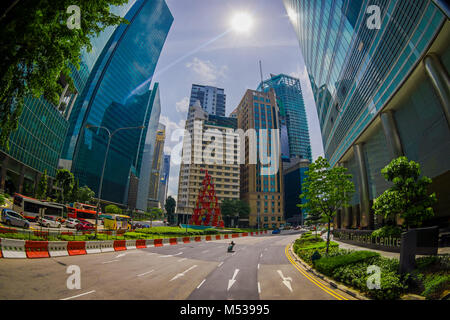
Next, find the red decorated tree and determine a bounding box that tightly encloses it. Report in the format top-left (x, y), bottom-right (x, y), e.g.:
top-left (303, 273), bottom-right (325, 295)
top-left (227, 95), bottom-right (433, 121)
top-left (189, 170), bottom-right (224, 228)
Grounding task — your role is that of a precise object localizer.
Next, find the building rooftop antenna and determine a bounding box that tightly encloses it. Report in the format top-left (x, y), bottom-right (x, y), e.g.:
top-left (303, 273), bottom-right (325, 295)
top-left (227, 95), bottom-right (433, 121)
top-left (259, 60), bottom-right (264, 92)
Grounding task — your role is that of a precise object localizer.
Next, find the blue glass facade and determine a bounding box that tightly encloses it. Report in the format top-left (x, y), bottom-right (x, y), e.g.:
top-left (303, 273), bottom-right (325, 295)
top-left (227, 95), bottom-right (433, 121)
top-left (283, 0), bottom-right (446, 165)
top-left (283, 162), bottom-right (309, 224)
top-left (65, 0), bottom-right (173, 204)
top-left (258, 74), bottom-right (312, 162)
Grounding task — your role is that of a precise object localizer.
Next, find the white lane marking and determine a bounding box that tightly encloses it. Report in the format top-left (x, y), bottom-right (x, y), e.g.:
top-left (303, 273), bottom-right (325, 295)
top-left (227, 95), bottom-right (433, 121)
top-left (170, 265), bottom-right (198, 282)
top-left (178, 258), bottom-right (187, 262)
top-left (232, 252), bottom-right (236, 256)
top-left (217, 261), bottom-right (224, 268)
top-left (137, 270), bottom-right (154, 277)
top-left (227, 269), bottom-right (240, 291)
top-left (60, 290), bottom-right (96, 300)
top-left (260, 253), bottom-right (263, 258)
top-left (258, 282), bottom-right (261, 294)
top-left (277, 270), bottom-right (293, 292)
top-left (257, 263), bottom-right (260, 270)
top-left (102, 260), bottom-right (119, 264)
top-left (116, 253), bottom-right (128, 258)
top-left (197, 279), bottom-right (206, 289)
top-left (160, 252), bottom-right (183, 258)
top-left (201, 250), bottom-right (209, 254)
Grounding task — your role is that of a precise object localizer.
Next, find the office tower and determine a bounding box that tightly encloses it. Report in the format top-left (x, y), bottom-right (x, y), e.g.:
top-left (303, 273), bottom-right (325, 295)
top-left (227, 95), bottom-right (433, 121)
top-left (176, 101), bottom-right (240, 222)
top-left (189, 85), bottom-right (226, 117)
top-left (60, 0), bottom-right (173, 205)
top-left (258, 74), bottom-right (312, 162)
top-left (284, 0), bottom-right (450, 228)
top-left (147, 124), bottom-right (166, 209)
top-left (283, 158), bottom-right (310, 226)
top-left (0, 2), bottom-right (138, 196)
top-left (158, 154), bottom-right (171, 210)
top-left (235, 89), bottom-right (285, 229)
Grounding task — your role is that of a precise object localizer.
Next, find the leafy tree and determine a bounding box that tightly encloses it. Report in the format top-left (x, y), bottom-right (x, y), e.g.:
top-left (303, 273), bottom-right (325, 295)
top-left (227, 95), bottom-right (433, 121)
top-left (220, 199), bottom-right (249, 227)
top-left (0, 193), bottom-right (5, 206)
top-left (0, 0), bottom-right (128, 149)
top-left (35, 170), bottom-right (48, 200)
top-left (77, 185), bottom-right (95, 204)
top-left (300, 157), bottom-right (355, 254)
top-left (303, 210), bottom-right (322, 239)
top-left (148, 207), bottom-right (163, 227)
top-left (105, 204), bottom-right (122, 215)
top-left (373, 157), bottom-right (437, 230)
top-left (55, 169), bottom-right (74, 204)
top-left (164, 196), bottom-right (176, 224)
top-left (70, 179), bottom-right (79, 203)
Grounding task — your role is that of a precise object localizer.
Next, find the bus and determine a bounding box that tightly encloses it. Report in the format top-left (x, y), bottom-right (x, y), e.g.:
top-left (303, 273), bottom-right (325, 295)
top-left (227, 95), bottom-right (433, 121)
top-left (13, 193), bottom-right (65, 222)
top-left (103, 214), bottom-right (131, 231)
top-left (67, 202), bottom-right (99, 220)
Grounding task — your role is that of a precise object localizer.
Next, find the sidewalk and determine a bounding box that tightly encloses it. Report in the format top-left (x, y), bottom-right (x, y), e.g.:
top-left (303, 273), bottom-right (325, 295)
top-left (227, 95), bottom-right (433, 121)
top-left (322, 234), bottom-right (450, 259)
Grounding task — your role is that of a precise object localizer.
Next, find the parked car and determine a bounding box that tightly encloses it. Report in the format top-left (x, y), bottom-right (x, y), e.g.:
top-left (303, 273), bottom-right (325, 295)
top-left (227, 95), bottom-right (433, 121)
top-left (65, 218), bottom-right (80, 229)
top-left (294, 226), bottom-right (301, 231)
top-left (1, 209), bottom-right (30, 229)
top-left (272, 228), bottom-right (281, 234)
top-left (38, 216), bottom-right (62, 228)
top-left (76, 220), bottom-right (95, 231)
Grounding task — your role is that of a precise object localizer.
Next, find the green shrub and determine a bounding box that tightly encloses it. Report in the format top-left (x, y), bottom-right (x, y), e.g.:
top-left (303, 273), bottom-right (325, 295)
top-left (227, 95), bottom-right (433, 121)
top-left (0, 233), bottom-right (45, 241)
top-left (314, 251), bottom-right (380, 276)
top-left (371, 225), bottom-right (402, 238)
top-left (421, 274), bottom-right (450, 300)
top-left (300, 241), bottom-right (339, 251)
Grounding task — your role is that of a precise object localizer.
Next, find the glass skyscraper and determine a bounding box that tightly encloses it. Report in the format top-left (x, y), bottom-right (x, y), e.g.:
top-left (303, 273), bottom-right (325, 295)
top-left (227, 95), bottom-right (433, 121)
top-left (258, 74), bottom-right (312, 162)
top-left (189, 85), bottom-right (226, 117)
top-left (284, 0), bottom-right (450, 228)
top-left (62, 0), bottom-right (173, 204)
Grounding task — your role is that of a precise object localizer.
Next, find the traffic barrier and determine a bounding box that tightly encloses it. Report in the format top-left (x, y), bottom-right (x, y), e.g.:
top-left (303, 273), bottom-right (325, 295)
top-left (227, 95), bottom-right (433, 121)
top-left (182, 237), bottom-right (190, 244)
top-left (154, 239), bottom-right (163, 247)
top-left (265, 230), bottom-right (268, 234)
top-left (250, 232), bottom-right (254, 236)
top-left (215, 235), bottom-right (222, 240)
top-left (223, 234), bottom-right (229, 239)
top-left (145, 239), bottom-right (155, 248)
top-left (67, 241), bottom-right (86, 256)
top-left (1, 239), bottom-right (26, 258)
top-left (25, 241), bottom-right (49, 258)
top-left (194, 236), bottom-right (202, 242)
top-left (242, 233), bottom-right (248, 237)
top-left (86, 241), bottom-right (102, 254)
top-left (126, 240), bottom-right (136, 250)
top-left (100, 240), bottom-right (114, 253)
top-left (205, 235), bottom-right (212, 241)
top-left (169, 238), bottom-right (178, 245)
top-left (136, 239), bottom-right (147, 249)
top-left (48, 241), bottom-right (68, 257)
top-left (232, 234), bottom-right (239, 238)
top-left (113, 240), bottom-right (126, 251)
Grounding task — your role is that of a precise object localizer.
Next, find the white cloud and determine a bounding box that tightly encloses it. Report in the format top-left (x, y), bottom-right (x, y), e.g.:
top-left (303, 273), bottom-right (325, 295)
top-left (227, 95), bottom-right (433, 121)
top-left (175, 96), bottom-right (190, 114)
top-left (185, 57), bottom-right (228, 85)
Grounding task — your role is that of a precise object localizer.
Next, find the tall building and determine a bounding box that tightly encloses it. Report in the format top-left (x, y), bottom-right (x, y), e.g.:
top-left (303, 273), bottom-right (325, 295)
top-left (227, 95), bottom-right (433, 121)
top-left (283, 158), bottom-right (310, 226)
top-left (60, 0), bottom-right (173, 205)
top-left (158, 154), bottom-right (171, 210)
top-left (235, 89), bottom-right (285, 229)
top-left (189, 85), bottom-right (226, 117)
top-left (0, 2), bottom-right (139, 196)
top-left (284, 0), bottom-right (450, 228)
top-left (258, 74), bottom-right (312, 162)
top-left (176, 101), bottom-right (240, 221)
top-left (147, 124), bottom-right (166, 209)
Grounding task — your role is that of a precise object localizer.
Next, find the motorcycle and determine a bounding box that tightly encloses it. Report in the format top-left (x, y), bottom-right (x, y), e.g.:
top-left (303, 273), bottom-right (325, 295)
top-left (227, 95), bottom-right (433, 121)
top-left (227, 241), bottom-right (235, 253)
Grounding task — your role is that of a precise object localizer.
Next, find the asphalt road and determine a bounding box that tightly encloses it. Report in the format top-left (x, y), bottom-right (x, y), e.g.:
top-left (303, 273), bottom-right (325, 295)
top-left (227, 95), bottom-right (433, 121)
top-left (0, 231), bottom-right (354, 300)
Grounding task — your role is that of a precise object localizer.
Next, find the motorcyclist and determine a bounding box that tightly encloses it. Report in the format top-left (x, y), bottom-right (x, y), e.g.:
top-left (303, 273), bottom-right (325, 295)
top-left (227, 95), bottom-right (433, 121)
top-left (228, 241), bottom-right (235, 252)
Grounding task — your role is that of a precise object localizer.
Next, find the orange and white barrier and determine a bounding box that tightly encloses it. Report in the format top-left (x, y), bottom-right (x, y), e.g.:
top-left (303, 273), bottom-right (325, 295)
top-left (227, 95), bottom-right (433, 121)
top-left (48, 241), bottom-right (69, 257)
top-left (25, 241), bottom-right (49, 259)
top-left (100, 240), bottom-right (114, 253)
top-left (67, 241), bottom-right (86, 256)
top-left (126, 240), bottom-right (136, 250)
top-left (1, 239), bottom-right (26, 258)
top-left (86, 241), bottom-right (102, 254)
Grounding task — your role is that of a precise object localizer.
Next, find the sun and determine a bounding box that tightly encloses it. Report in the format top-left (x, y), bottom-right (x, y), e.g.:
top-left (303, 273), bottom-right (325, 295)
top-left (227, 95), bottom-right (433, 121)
top-left (231, 12), bottom-right (254, 34)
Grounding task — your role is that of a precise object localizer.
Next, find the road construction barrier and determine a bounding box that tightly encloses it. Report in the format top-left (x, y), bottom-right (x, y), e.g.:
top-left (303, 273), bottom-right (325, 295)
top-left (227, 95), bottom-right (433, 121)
top-left (113, 240), bottom-right (126, 251)
top-left (181, 237), bottom-right (190, 244)
top-left (153, 239), bottom-right (163, 247)
top-left (205, 235), bottom-right (212, 241)
top-left (167, 238), bottom-right (177, 245)
top-left (194, 236), bottom-right (202, 242)
top-left (136, 239), bottom-right (147, 249)
top-left (1, 239), bottom-right (26, 258)
top-left (48, 241), bottom-right (68, 257)
top-left (100, 240), bottom-right (114, 253)
top-left (86, 241), bottom-right (102, 254)
top-left (250, 232), bottom-right (254, 236)
top-left (215, 235), bottom-right (222, 240)
top-left (25, 241), bottom-right (49, 258)
top-left (265, 230), bottom-right (268, 234)
top-left (67, 241), bottom-right (86, 256)
top-left (223, 234), bottom-right (229, 239)
top-left (145, 239), bottom-right (155, 248)
top-left (126, 240), bottom-right (136, 250)
top-left (232, 233), bottom-right (239, 238)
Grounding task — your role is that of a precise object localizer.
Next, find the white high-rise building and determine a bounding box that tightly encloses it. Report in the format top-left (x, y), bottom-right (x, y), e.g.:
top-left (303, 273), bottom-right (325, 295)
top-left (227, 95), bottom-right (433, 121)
top-left (189, 84), bottom-right (226, 117)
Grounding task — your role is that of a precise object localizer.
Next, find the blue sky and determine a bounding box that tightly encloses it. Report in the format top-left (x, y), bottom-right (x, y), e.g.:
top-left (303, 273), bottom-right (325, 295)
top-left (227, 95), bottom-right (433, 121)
top-left (152, 0), bottom-right (324, 200)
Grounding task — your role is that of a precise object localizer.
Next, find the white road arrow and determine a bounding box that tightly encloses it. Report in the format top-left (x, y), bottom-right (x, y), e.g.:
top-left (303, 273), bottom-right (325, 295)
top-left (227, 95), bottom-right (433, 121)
top-left (227, 269), bottom-right (240, 291)
top-left (277, 270), bottom-right (293, 292)
top-left (170, 265), bottom-right (197, 282)
top-left (161, 252), bottom-right (183, 258)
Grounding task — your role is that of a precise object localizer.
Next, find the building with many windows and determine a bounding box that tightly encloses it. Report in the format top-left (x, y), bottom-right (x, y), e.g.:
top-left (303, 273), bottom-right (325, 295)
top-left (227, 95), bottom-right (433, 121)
top-left (60, 0), bottom-right (173, 205)
top-left (189, 85), bottom-right (226, 117)
top-left (284, 0), bottom-right (450, 228)
top-left (147, 124), bottom-right (166, 209)
top-left (176, 101), bottom-right (240, 222)
top-left (235, 89), bottom-right (285, 229)
top-left (258, 74), bottom-right (312, 162)
top-left (158, 154), bottom-right (171, 210)
top-left (283, 158), bottom-right (310, 226)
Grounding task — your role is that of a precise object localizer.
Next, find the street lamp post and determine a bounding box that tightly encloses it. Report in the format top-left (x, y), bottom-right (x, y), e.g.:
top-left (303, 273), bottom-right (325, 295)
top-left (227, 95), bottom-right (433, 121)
top-left (85, 124), bottom-right (145, 238)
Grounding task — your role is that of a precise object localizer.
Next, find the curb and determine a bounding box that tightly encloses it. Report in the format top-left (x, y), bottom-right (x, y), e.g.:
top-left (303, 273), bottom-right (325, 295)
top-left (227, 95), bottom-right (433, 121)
top-left (288, 244), bottom-right (369, 300)
top-left (0, 231), bottom-right (268, 259)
